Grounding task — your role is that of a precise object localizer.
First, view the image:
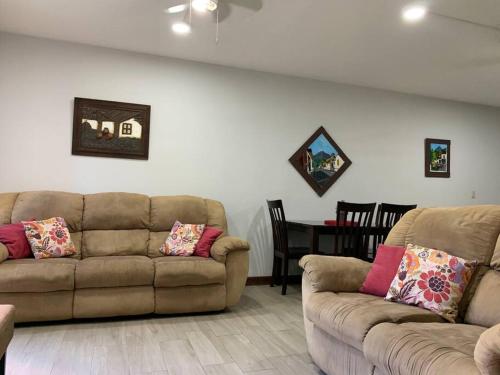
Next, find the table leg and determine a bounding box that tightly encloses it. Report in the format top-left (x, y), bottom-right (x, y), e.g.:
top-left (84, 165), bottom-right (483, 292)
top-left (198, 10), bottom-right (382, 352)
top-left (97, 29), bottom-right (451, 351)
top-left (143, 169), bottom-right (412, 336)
top-left (310, 228), bottom-right (319, 254)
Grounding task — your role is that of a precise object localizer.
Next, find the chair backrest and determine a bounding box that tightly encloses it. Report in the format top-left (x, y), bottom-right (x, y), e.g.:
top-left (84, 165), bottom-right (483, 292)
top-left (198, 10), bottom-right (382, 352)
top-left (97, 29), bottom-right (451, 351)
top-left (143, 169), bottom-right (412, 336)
top-left (372, 203), bottom-right (417, 258)
top-left (375, 203), bottom-right (418, 228)
top-left (267, 200), bottom-right (289, 255)
top-left (335, 201), bottom-right (376, 259)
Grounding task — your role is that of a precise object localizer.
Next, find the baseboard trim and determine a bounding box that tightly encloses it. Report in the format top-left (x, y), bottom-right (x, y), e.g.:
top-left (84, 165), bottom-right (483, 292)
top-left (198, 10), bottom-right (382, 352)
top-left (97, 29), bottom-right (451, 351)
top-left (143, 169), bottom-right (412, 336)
top-left (246, 275), bottom-right (302, 286)
top-left (246, 276), bottom-right (273, 285)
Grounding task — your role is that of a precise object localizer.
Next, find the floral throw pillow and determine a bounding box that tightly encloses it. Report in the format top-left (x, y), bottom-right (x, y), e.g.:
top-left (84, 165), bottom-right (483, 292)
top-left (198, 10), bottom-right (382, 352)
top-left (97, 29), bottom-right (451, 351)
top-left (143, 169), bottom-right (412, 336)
top-left (160, 220), bottom-right (205, 256)
top-left (385, 244), bottom-right (477, 322)
top-left (22, 217), bottom-right (77, 259)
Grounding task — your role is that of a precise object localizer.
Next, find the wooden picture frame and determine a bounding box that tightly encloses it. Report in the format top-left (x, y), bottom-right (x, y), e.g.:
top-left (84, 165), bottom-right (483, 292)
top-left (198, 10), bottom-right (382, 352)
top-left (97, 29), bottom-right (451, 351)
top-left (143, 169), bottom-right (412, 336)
top-left (72, 98), bottom-right (151, 160)
top-left (289, 126), bottom-right (352, 196)
top-left (425, 138), bottom-right (450, 178)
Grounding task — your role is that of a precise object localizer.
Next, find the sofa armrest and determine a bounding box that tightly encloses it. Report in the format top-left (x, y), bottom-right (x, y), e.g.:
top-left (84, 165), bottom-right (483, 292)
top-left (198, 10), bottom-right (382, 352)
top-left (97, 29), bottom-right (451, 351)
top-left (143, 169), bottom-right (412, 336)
top-left (0, 305), bottom-right (15, 358)
top-left (0, 244), bottom-right (8, 263)
top-left (210, 236), bottom-right (250, 263)
top-left (475, 323), bottom-right (500, 375)
top-left (299, 255), bottom-right (371, 293)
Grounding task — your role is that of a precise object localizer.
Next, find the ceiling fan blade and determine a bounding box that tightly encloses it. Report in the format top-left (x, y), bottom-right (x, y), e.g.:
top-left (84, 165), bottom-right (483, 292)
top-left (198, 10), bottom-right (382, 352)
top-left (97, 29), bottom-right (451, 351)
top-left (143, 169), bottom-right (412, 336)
top-left (224, 0), bottom-right (263, 12)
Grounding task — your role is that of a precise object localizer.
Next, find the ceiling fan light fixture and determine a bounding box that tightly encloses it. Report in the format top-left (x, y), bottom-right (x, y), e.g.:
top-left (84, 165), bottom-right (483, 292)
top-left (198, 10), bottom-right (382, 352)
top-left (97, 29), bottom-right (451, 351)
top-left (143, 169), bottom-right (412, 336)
top-left (402, 5), bottom-right (428, 23)
top-left (172, 21), bottom-right (191, 34)
top-left (192, 0), bottom-right (218, 13)
top-left (165, 4), bottom-right (188, 14)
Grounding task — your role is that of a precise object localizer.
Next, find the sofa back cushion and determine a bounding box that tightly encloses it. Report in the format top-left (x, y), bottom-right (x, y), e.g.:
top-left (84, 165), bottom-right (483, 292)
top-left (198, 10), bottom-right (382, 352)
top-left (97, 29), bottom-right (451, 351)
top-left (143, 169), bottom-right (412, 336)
top-left (465, 270), bottom-right (500, 327)
top-left (490, 235), bottom-right (500, 271)
top-left (82, 193), bottom-right (150, 257)
top-left (148, 196), bottom-right (227, 258)
top-left (82, 229), bottom-right (149, 257)
top-left (386, 206), bottom-right (500, 266)
top-left (12, 191), bottom-right (83, 232)
top-left (150, 196), bottom-right (208, 232)
top-left (8, 191), bottom-right (83, 259)
top-left (0, 193), bottom-right (18, 225)
top-left (148, 231), bottom-right (170, 258)
top-left (205, 199), bottom-right (228, 235)
top-left (83, 193), bottom-right (150, 230)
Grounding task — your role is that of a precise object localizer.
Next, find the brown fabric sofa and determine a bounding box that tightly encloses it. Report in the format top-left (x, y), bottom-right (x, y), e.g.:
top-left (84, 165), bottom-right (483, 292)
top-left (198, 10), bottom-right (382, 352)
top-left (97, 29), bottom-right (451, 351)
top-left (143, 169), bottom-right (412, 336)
top-left (0, 191), bottom-right (250, 322)
top-left (300, 205), bottom-right (500, 375)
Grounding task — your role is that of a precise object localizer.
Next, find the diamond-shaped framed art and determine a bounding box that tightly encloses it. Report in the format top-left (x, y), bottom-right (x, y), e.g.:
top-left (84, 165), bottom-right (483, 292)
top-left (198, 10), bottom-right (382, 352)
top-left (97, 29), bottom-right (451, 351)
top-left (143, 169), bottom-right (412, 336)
top-left (289, 126), bottom-right (352, 197)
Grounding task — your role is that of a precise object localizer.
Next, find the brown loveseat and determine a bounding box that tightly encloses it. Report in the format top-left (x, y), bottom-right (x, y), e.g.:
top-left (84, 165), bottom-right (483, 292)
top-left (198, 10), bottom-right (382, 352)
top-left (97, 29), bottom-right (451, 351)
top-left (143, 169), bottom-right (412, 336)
top-left (0, 191), bottom-right (250, 323)
top-left (300, 205), bottom-right (500, 375)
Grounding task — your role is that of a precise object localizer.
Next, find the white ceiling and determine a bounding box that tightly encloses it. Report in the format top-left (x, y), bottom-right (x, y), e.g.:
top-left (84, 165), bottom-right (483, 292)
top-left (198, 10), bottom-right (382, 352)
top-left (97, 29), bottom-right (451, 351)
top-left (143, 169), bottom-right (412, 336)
top-left (1, 0), bottom-right (500, 107)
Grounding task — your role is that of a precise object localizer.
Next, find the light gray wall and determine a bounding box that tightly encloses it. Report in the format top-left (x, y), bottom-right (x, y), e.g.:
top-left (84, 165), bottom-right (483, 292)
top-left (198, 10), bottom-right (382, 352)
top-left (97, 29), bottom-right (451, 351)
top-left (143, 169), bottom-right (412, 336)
top-left (1, 32), bottom-right (499, 276)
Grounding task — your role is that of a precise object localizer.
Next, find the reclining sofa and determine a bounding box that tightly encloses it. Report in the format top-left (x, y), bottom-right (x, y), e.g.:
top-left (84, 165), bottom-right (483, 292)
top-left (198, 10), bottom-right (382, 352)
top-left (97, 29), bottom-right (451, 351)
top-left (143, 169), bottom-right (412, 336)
top-left (300, 205), bottom-right (500, 375)
top-left (0, 191), bottom-right (250, 323)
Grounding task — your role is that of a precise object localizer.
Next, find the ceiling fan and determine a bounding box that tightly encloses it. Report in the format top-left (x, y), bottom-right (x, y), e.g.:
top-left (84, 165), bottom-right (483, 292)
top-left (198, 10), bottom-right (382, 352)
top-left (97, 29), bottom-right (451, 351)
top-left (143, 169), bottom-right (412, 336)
top-left (165, 0), bottom-right (263, 40)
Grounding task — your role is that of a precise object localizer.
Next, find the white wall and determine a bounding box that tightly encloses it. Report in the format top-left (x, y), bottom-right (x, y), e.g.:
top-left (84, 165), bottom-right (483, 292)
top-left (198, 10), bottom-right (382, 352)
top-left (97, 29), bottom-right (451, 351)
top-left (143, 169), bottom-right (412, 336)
top-left (1, 32), bottom-right (500, 276)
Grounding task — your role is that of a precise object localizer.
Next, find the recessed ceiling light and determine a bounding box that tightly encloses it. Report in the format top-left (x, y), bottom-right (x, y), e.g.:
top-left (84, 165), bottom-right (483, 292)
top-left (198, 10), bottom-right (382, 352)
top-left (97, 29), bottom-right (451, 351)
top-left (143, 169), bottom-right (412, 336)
top-left (165, 4), bottom-right (187, 14)
top-left (402, 5), bottom-right (428, 23)
top-left (192, 0), bottom-right (218, 13)
top-left (172, 22), bottom-right (191, 34)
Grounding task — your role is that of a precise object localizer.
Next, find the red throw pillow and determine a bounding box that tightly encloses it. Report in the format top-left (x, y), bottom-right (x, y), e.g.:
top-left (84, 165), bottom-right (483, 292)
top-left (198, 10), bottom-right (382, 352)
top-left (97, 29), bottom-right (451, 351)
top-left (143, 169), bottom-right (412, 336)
top-left (360, 244), bottom-right (406, 297)
top-left (193, 226), bottom-right (223, 258)
top-left (324, 220), bottom-right (357, 226)
top-left (0, 223), bottom-right (33, 259)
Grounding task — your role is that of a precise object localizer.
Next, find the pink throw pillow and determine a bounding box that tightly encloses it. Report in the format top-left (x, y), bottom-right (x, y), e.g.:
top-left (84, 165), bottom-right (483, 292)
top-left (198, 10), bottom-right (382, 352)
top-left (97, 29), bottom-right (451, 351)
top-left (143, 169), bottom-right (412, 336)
top-left (0, 223), bottom-right (33, 259)
top-left (360, 244), bottom-right (406, 297)
top-left (194, 227), bottom-right (223, 258)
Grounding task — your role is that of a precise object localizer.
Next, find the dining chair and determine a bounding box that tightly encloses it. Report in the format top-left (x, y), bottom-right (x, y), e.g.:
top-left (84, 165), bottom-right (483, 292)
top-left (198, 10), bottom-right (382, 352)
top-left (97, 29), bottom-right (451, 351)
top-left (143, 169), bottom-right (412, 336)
top-left (371, 203), bottom-right (417, 259)
top-left (267, 200), bottom-right (310, 295)
top-left (334, 201), bottom-right (377, 260)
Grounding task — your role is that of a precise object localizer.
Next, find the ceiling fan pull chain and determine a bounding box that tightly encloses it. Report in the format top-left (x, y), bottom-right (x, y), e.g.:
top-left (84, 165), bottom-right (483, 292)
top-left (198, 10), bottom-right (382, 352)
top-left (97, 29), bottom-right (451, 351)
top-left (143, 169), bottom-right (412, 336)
top-left (216, 8), bottom-right (220, 44)
top-left (189, 0), bottom-right (192, 25)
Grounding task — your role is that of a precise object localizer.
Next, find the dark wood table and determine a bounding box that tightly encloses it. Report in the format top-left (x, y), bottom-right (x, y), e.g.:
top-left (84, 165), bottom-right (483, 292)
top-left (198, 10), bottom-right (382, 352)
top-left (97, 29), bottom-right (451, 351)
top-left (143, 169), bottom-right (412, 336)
top-left (287, 220), bottom-right (389, 255)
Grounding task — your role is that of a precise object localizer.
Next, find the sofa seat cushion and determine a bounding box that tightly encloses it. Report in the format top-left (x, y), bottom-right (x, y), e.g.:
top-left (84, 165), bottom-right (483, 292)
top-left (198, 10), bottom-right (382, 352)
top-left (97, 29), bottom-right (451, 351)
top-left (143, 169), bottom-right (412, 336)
top-left (364, 322), bottom-right (484, 375)
top-left (0, 258), bottom-right (78, 292)
top-left (75, 256), bottom-right (153, 289)
top-left (305, 292), bottom-right (444, 351)
top-left (154, 256), bottom-right (225, 287)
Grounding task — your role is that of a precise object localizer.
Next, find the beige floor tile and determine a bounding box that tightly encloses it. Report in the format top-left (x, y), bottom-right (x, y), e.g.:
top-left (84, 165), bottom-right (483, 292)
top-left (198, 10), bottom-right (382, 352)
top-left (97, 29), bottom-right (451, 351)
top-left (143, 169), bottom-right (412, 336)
top-left (187, 330), bottom-right (225, 366)
top-left (160, 339), bottom-right (206, 375)
top-left (91, 345), bottom-right (130, 375)
top-left (269, 354), bottom-right (323, 374)
top-left (203, 363), bottom-right (244, 375)
top-left (220, 334), bottom-right (274, 372)
top-left (240, 326), bottom-right (291, 358)
top-left (272, 329), bottom-right (308, 354)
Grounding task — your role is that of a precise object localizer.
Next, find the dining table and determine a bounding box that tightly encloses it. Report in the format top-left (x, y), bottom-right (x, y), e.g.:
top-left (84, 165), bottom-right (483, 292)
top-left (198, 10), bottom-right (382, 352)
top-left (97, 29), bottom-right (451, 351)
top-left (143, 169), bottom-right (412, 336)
top-left (286, 220), bottom-right (390, 255)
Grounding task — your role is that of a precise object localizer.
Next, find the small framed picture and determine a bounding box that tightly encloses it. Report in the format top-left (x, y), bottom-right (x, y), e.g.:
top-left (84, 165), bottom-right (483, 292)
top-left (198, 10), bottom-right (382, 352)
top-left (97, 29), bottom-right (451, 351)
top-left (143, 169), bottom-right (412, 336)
top-left (425, 138), bottom-right (450, 178)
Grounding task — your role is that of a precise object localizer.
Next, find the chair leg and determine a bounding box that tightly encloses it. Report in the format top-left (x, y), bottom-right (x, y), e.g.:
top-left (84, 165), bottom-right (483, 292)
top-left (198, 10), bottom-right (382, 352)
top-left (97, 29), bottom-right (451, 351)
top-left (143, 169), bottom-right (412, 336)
top-left (275, 257), bottom-right (283, 285)
top-left (281, 257), bottom-right (289, 295)
top-left (270, 255), bottom-right (278, 287)
top-left (0, 353), bottom-right (5, 375)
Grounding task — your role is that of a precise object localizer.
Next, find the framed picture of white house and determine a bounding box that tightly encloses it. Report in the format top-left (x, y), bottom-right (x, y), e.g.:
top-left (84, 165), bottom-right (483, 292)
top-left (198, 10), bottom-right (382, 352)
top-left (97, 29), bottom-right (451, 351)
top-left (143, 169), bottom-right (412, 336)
top-left (289, 126), bottom-right (352, 196)
top-left (72, 97), bottom-right (151, 160)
